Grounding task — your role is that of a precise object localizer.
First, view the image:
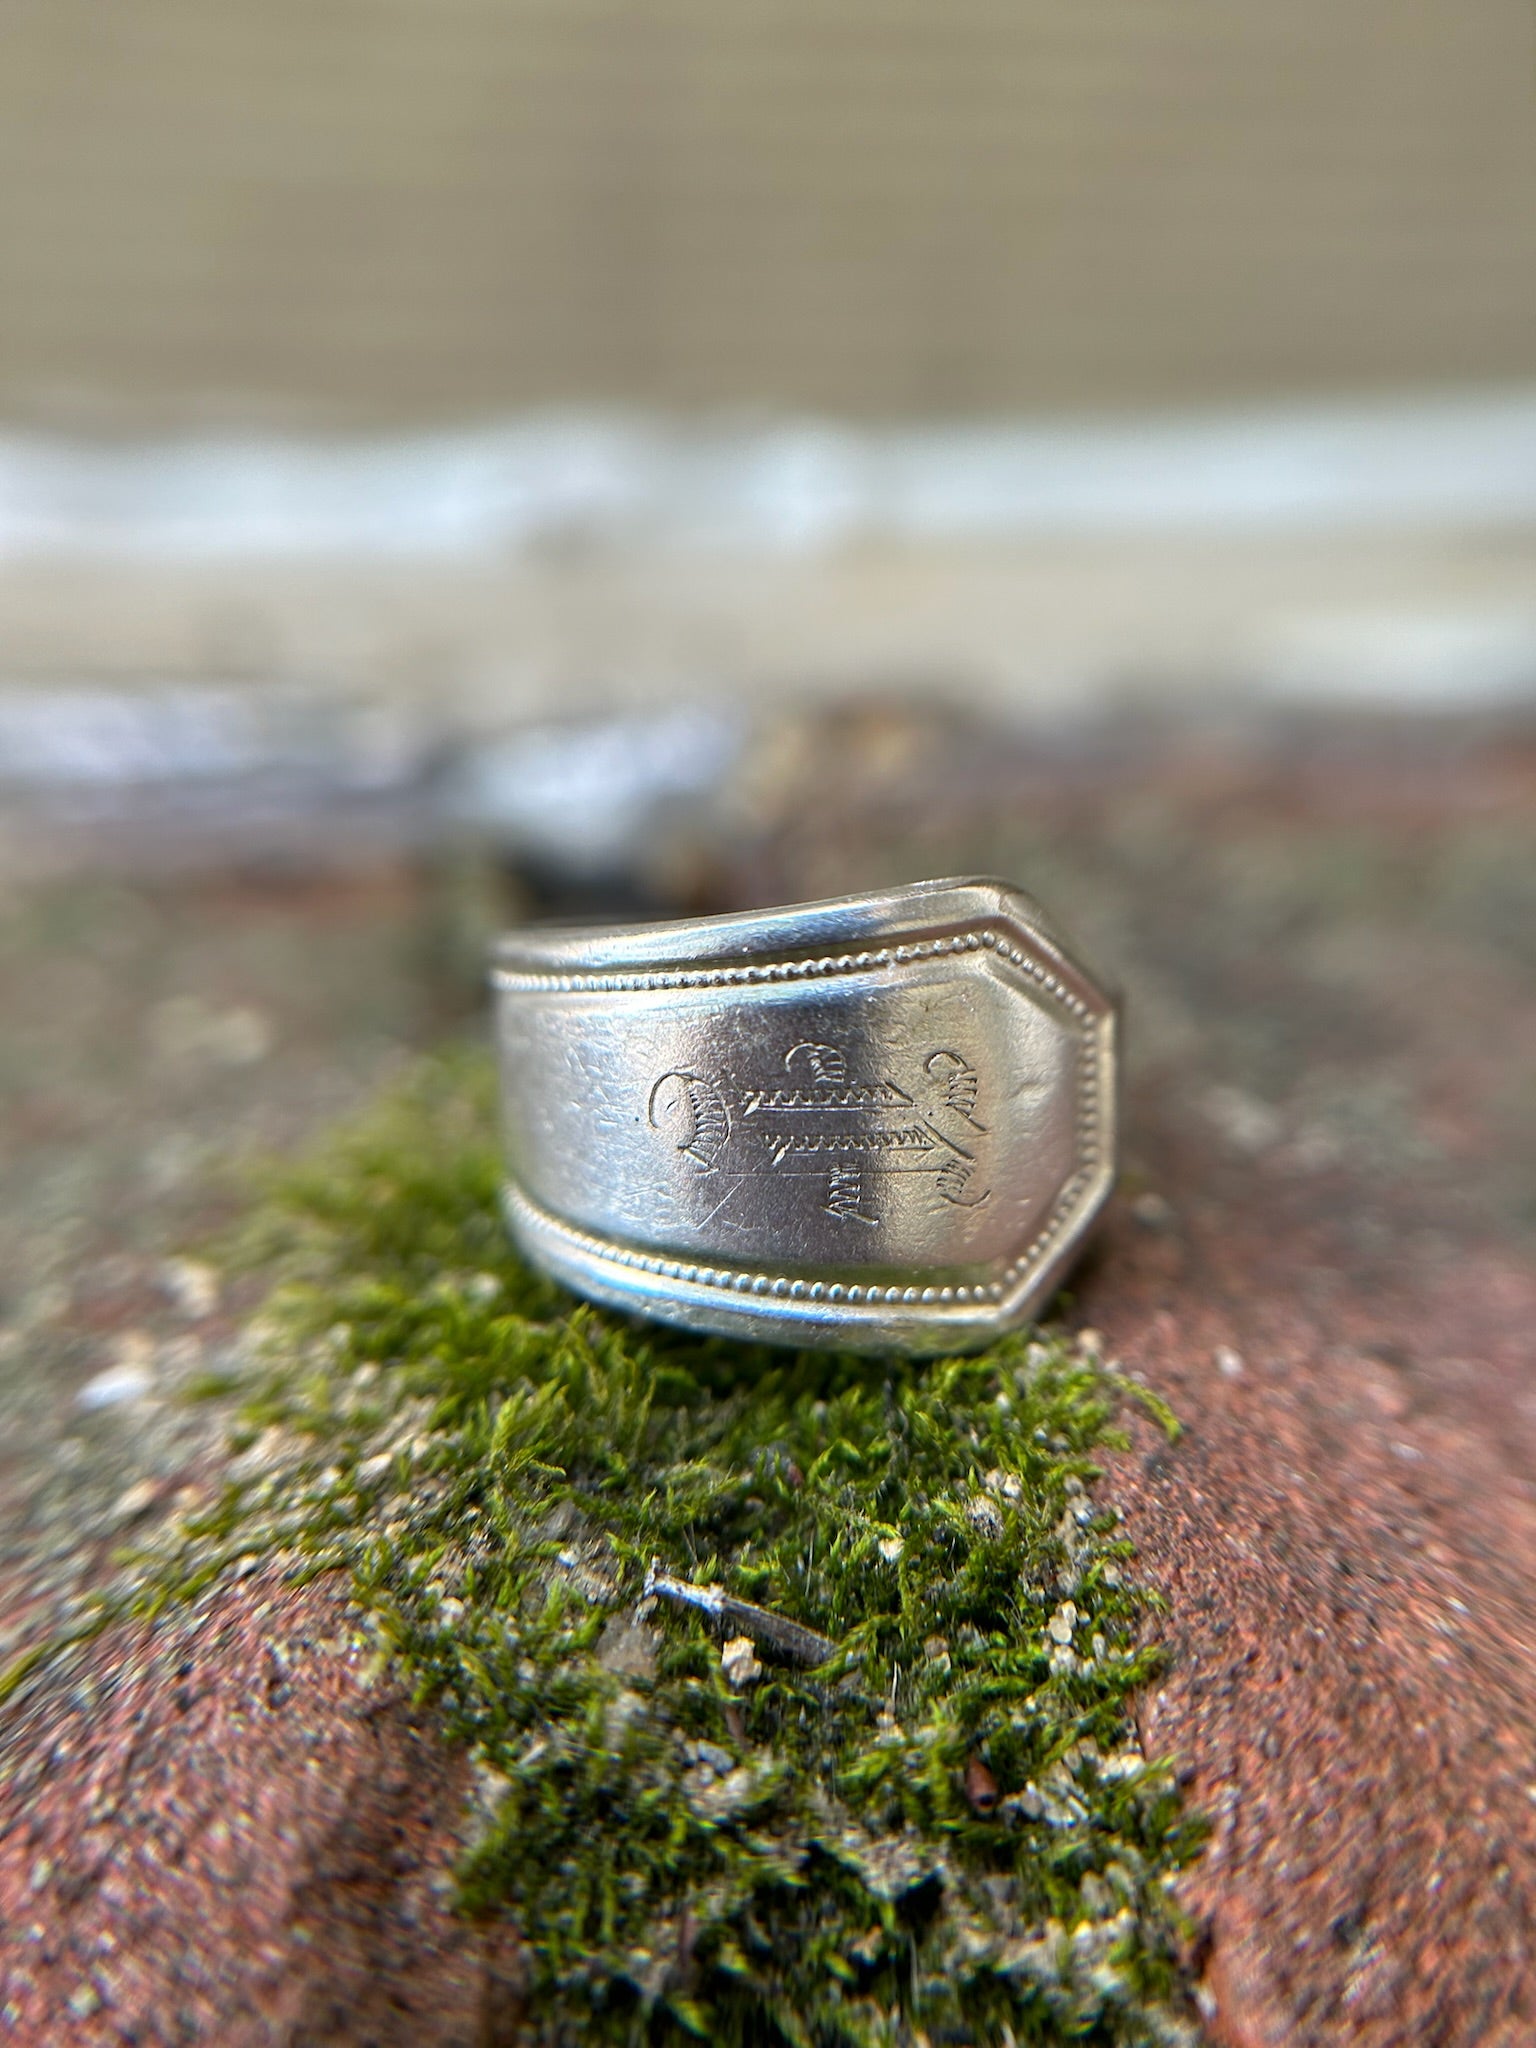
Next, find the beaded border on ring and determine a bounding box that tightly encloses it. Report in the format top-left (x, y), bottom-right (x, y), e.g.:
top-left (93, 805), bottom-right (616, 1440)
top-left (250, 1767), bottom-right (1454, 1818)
top-left (495, 922), bottom-right (1108, 1316)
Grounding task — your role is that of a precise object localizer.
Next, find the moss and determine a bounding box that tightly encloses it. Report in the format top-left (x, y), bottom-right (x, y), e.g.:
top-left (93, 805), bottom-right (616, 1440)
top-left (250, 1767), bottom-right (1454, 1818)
top-left (45, 1053), bottom-right (1205, 2044)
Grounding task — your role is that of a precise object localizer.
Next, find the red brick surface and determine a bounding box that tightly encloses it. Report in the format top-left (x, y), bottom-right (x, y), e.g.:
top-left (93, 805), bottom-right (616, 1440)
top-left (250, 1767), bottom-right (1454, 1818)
top-left (0, 1569), bottom-right (519, 2047)
top-left (1098, 1201), bottom-right (1536, 2044)
top-left (2, 715), bottom-right (1534, 2043)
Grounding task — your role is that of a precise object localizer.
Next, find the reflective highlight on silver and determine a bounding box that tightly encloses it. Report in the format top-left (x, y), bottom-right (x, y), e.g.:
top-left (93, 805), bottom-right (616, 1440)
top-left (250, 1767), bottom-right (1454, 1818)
top-left (492, 879), bottom-right (1117, 1353)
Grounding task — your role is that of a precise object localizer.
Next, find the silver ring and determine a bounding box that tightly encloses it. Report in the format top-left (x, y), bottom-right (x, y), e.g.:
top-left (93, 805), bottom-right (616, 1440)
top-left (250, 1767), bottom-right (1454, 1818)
top-left (491, 877), bottom-right (1117, 1354)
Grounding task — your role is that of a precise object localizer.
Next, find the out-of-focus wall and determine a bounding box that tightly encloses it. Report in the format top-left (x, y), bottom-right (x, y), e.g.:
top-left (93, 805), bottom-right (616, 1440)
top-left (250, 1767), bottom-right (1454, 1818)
top-left (2, 0), bottom-right (1534, 424)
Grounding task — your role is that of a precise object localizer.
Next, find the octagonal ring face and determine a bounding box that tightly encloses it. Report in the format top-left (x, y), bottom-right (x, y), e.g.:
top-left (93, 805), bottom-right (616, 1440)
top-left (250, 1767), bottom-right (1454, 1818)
top-left (491, 878), bottom-right (1117, 1353)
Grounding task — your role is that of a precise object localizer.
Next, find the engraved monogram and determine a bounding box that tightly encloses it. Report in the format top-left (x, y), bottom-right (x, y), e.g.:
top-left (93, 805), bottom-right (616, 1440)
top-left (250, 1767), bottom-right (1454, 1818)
top-left (647, 1039), bottom-right (990, 1222)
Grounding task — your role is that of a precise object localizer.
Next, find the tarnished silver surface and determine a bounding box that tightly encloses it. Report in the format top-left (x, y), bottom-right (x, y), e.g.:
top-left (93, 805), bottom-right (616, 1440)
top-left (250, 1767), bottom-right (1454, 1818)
top-left (491, 878), bottom-right (1117, 1353)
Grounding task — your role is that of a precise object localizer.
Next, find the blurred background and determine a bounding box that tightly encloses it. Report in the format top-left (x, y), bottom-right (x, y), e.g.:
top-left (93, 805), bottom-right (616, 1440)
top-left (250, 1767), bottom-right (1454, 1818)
top-left (1, 0), bottom-right (1535, 807)
top-left (2, 3), bottom-right (1535, 1341)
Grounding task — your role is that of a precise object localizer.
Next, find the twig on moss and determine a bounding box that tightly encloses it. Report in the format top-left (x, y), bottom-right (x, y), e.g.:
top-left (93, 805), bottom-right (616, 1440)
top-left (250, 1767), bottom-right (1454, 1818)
top-left (644, 1562), bottom-right (835, 1668)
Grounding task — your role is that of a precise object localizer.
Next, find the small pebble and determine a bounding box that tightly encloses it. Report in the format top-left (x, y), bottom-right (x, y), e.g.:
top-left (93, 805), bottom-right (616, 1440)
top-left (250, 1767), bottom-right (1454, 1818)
top-left (721, 1636), bottom-right (762, 1688)
top-left (159, 1258), bottom-right (219, 1320)
top-left (965, 1495), bottom-right (1004, 1538)
top-left (1047, 1602), bottom-right (1078, 1646)
top-left (111, 1478), bottom-right (160, 1524)
top-left (963, 1755), bottom-right (999, 1813)
top-left (1215, 1346), bottom-right (1245, 1379)
top-left (596, 1613), bottom-right (658, 1683)
top-left (602, 1689), bottom-right (647, 1743)
top-left (76, 1357), bottom-right (154, 1412)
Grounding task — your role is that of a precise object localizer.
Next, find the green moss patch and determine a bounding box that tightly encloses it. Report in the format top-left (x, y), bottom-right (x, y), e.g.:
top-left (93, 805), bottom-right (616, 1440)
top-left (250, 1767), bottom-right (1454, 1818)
top-left (136, 1057), bottom-right (1203, 2043)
